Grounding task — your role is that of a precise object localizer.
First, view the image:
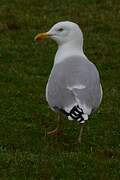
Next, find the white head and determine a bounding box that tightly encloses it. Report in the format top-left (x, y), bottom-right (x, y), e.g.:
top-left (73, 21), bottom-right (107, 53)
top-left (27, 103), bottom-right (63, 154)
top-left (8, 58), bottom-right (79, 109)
top-left (35, 21), bottom-right (83, 47)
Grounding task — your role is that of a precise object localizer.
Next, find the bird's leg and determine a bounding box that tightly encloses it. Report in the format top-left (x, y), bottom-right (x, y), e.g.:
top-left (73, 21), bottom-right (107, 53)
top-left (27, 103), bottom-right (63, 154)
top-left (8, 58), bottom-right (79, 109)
top-left (47, 113), bottom-right (64, 136)
top-left (78, 124), bottom-right (84, 144)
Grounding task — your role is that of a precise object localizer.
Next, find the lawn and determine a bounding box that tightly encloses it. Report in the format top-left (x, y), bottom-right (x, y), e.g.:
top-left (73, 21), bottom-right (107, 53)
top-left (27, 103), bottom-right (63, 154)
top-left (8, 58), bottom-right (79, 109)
top-left (0, 0), bottom-right (120, 179)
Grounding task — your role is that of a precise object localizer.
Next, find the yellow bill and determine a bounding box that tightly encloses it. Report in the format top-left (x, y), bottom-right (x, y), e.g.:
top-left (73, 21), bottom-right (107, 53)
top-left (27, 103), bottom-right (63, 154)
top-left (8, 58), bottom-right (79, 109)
top-left (34, 32), bottom-right (48, 42)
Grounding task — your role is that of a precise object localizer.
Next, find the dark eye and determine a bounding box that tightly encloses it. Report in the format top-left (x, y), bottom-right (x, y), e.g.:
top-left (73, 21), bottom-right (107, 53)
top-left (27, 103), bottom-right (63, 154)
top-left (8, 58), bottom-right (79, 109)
top-left (58, 28), bottom-right (64, 32)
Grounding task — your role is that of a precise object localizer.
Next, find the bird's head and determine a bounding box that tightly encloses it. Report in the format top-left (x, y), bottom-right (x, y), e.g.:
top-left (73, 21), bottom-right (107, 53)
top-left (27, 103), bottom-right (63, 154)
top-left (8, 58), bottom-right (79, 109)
top-left (35, 21), bottom-right (83, 46)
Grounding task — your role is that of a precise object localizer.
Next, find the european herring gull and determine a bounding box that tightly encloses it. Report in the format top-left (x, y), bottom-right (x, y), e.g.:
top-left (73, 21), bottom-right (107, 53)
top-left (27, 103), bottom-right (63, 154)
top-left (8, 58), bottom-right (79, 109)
top-left (35, 21), bottom-right (103, 143)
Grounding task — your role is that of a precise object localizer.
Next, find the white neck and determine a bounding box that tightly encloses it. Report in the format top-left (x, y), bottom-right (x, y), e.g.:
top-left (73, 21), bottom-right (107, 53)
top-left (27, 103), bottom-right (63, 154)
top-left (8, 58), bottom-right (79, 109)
top-left (54, 41), bottom-right (86, 65)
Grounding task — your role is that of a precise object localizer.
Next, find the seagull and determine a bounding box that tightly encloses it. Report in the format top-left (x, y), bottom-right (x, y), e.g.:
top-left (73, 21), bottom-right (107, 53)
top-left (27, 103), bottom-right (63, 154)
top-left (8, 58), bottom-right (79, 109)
top-left (35, 21), bottom-right (103, 143)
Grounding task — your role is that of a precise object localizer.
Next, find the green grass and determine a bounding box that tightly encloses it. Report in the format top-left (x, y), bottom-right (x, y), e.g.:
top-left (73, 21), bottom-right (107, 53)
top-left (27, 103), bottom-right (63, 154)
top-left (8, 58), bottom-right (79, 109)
top-left (0, 0), bottom-right (120, 179)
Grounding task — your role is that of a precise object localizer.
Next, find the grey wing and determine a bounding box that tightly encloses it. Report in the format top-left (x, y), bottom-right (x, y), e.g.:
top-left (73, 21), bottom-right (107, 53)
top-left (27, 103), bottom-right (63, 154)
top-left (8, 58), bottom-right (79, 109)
top-left (46, 56), bottom-right (102, 114)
